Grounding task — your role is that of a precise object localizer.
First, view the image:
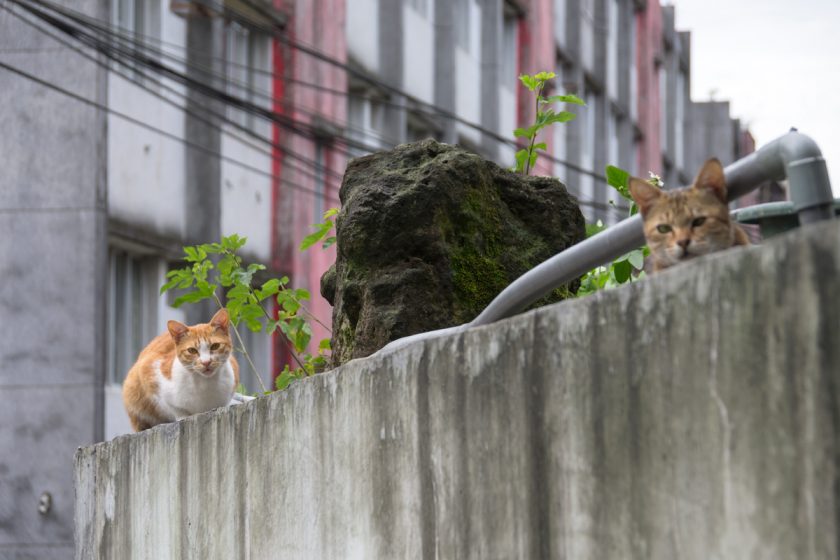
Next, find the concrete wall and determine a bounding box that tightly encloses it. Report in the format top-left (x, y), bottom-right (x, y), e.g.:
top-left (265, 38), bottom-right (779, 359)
top-left (76, 219), bottom-right (840, 559)
top-left (0, 2), bottom-right (108, 558)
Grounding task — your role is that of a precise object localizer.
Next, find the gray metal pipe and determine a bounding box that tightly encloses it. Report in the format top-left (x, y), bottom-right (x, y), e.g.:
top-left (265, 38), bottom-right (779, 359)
top-left (471, 130), bottom-right (833, 327)
top-left (726, 130), bottom-right (834, 223)
top-left (379, 130), bottom-right (833, 353)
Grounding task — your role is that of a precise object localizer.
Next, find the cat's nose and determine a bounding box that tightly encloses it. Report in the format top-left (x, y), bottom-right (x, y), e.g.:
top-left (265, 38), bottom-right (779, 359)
top-left (677, 239), bottom-right (691, 249)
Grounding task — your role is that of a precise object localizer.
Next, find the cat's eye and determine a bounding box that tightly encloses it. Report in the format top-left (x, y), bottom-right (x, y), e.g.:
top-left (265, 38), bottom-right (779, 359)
top-left (656, 224), bottom-right (672, 234)
top-left (210, 343), bottom-right (220, 351)
top-left (691, 217), bottom-right (707, 228)
top-left (187, 348), bottom-right (199, 355)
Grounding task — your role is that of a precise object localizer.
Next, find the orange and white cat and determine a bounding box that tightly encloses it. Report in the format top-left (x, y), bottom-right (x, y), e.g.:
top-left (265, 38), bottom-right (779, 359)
top-left (629, 158), bottom-right (750, 272)
top-left (122, 308), bottom-right (239, 432)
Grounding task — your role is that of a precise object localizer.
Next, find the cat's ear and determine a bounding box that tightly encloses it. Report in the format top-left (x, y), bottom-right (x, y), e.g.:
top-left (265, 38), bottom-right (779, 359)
top-left (167, 320), bottom-right (189, 343)
top-left (628, 176), bottom-right (662, 216)
top-left (210, 308), bottom-right (229, 333)
top-left (692, 158), bottom-right (727, 202)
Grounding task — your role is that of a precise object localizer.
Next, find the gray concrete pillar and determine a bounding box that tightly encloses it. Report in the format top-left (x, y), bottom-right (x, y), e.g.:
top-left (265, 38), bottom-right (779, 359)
top-left (184, 14), bottom-right (224, 324)
top-left (434, 0), bottom-right (457, 143)
top-left (379, 0), bottom-right (407, 144)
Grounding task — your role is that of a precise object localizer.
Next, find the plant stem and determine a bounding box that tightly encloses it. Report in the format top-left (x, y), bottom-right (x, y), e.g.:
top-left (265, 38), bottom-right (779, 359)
top-left (524, 82), bottom-right (544, 176)
top-left (214, 294), bottom-right (268, 393)
top-left (249, 292), bottom-right (308, 372)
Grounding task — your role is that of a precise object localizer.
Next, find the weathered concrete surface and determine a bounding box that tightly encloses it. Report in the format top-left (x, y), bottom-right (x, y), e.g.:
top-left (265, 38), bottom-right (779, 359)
top-left (76, 220), bottom-right (840, 559)
top-left (1, 2), bottom-right (108, 558)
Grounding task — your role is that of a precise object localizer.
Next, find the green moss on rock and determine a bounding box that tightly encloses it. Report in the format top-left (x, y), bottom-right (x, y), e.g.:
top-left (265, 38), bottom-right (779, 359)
top-left (321, 139), bottom-right (586, 366)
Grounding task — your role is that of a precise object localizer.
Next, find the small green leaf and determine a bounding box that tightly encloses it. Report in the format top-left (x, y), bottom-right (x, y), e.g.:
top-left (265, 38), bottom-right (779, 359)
top-left (544, 111), bottom-right (576, 124)
top-left (545, 94), bottom-right (586, 106)
top-left (300, 222), bottom-right (332, 251)
top-left (183, 246), bottom-right (202, 263)
top-left (612, 260), bottom-right (632, 283)
top-left (318, 338), bottom-right (331, 352)
top-left (323, 207), bottom-right (339, 219)
top-left (605, 165), bottom-right (631, 196)
top-left (160, 277), bottom-right (181, 295)
top-left (256, 279), bottom-right (281, 301)
top-left (627, 250), bottom-right (645, 270)
top-left (518, 74), bottom-right (538, 91)
top-left (222, 234), bottom-right (247, 252)
top-left (513, 127), bottom-right (530, 139)
top-left (173, 290), bottom-right (208, 307)
top-left (281, 297), bottom-right (301, 314)
top-left (275, 369), bottom-right (295, 391)
top-left (322, 236), bottom-right (336, 250)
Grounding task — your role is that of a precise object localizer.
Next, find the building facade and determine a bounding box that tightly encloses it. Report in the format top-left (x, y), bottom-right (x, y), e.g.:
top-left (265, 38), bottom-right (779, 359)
top-left (0, 0), bottom-right (758, 555)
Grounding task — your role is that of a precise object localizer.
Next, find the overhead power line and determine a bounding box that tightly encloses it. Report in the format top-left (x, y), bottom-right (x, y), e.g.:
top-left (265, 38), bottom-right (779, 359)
top-left (0, 58), bottom-right (341, 204)
top-left (1, 2), bottom-right (348, 195)
top-left (11, 0), bottom-right (386, 160)
top-left (8, 0), bottom-right (625, 216)
top-left (24, 0), bottom-right (615, 187)
top-left (214, 0), bottom-right (618, 183)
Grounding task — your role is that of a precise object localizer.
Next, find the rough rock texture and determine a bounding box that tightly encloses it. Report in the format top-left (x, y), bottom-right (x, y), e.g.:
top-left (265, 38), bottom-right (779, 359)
top-left (321, 139), bottom-right (585, 366)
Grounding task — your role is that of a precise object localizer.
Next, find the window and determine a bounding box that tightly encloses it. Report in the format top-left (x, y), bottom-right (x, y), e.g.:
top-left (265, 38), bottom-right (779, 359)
top-left (454, 0), bottom-right (471, 51)
top-left (347, 91), bottom-right (388, 157)
top-left (659, 66), bottom-right (668, 152)
top-left (554, 0), bottom-right (567, 46)
top-left (112, 0), bottom-right (160, 39)
top-left (314, 142), bottom-right (326, 221)
top-left (581, 0), bottom-right (595, 70)
top-left (579, 88), bottom-right (597, 214)
top-left (676, 71), bottom-right (686, 170)
top-left (111, 0), bottom-right (161, 81)
top-left (226, 22), bottom-right (272, 130)
top-left (607, 0), bottom-right (619, 99)
top-left (501, 11), bottom-right (519, 90)
top-left (629, 19), bottom-right (638, 121)
top-left (107, 250), bottom-right (158, 385)
top-left (552, 64), bottom-right (567, 178)
top-left (607, 110), bottom-right (620, 223)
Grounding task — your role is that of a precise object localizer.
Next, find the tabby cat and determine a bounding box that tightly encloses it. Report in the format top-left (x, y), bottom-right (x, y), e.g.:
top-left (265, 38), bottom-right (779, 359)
top-left (122, 308), bottom-right (239, 432)
top-left (629, 158), bottom-right (750, 272)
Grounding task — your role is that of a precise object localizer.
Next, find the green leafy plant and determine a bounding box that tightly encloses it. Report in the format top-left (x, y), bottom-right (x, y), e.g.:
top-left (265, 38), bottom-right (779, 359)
top-left (576, 168), bottom-right (663, 296)
top-left (514, 71), bottom-right (585, 175)
top-left (161, 231), bottom-right (334, 394)
top-left (300, 208), bottom-right (338, 251)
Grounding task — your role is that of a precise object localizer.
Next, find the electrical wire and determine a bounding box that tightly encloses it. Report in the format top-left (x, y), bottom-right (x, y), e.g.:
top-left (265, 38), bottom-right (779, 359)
top-left (12, 0), bottom-right (390, 160)
top-left (218, 0), bottom-right (621, 185)
top-left (24, 0), bottom-right (616, 187)
top-left (0, 2), bottom-right (348, 195)
top-left (8, 0), bottom-right (626, 216)
top-left (0, 58), bottom-right (341, 204)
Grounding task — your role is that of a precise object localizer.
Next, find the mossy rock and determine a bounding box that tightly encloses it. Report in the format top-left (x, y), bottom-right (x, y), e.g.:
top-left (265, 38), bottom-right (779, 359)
top-left (322, 139), bottom-right (585, 366)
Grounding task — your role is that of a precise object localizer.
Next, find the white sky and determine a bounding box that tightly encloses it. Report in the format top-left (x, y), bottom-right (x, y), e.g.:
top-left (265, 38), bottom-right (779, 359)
top-left (669, 0), bottom-right (840, 194)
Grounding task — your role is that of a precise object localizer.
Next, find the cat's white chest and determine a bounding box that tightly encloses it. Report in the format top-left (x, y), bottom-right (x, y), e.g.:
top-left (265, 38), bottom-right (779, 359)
top-left (153, 358), bottom-right (235, 421)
